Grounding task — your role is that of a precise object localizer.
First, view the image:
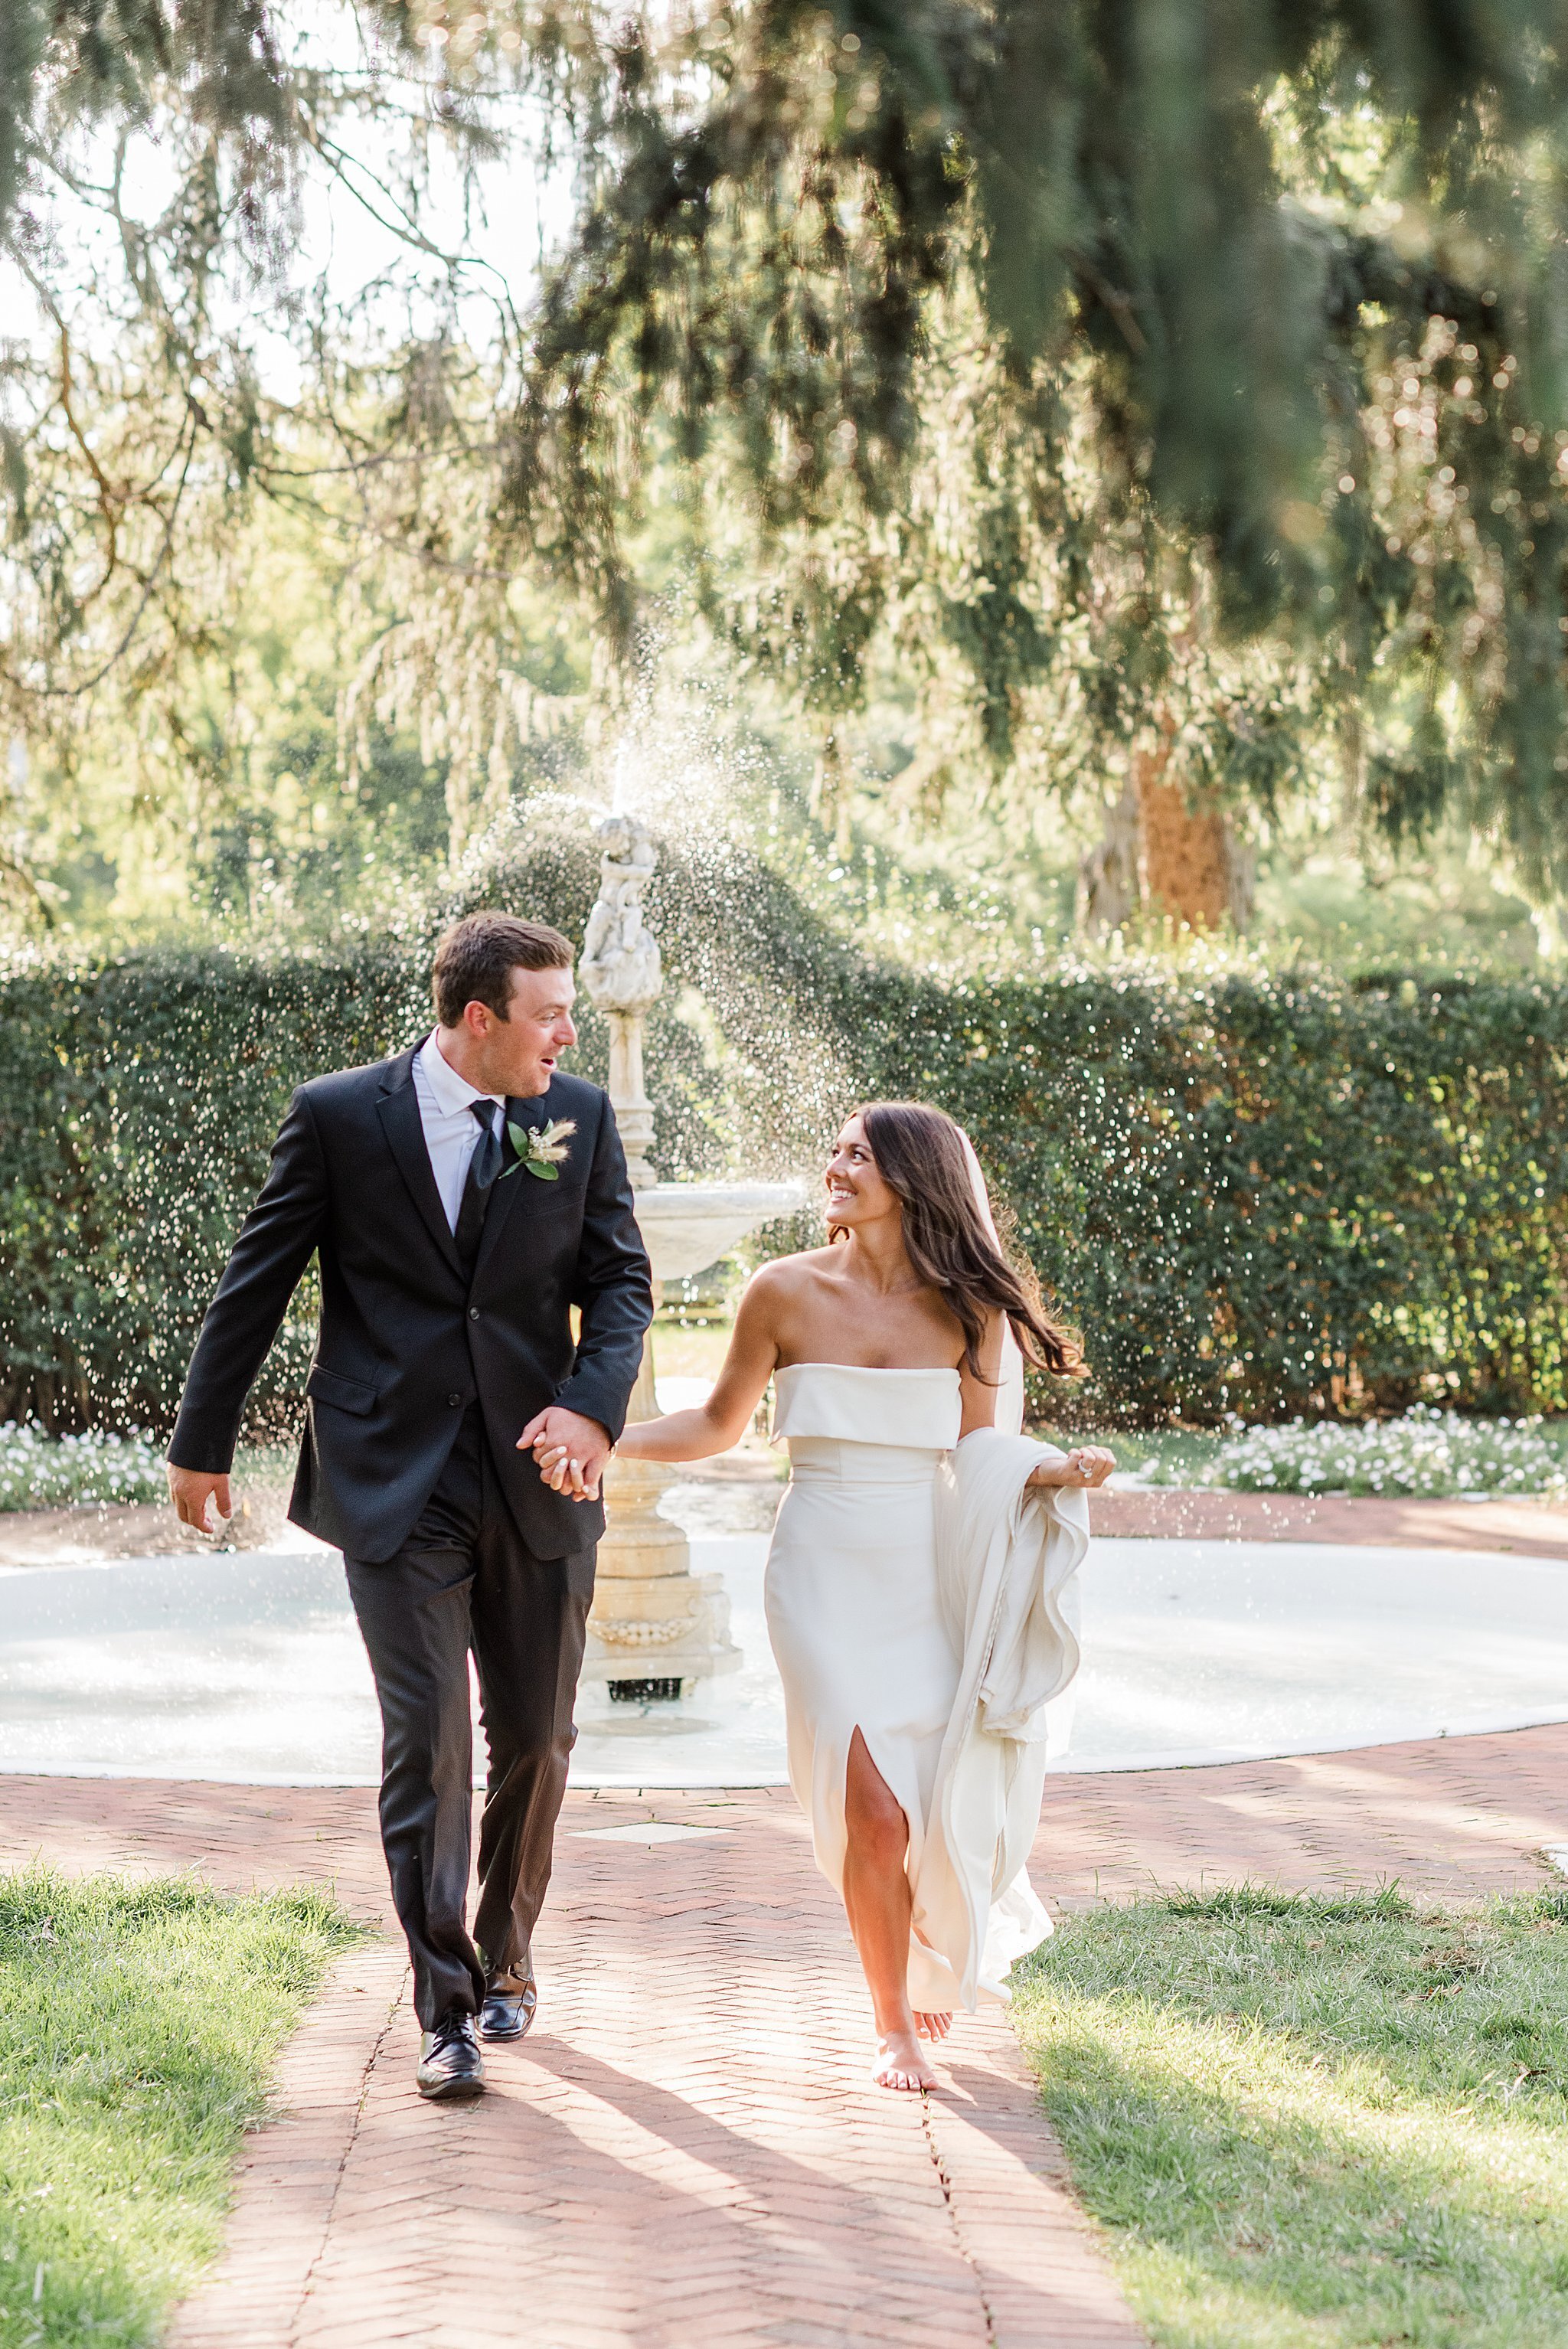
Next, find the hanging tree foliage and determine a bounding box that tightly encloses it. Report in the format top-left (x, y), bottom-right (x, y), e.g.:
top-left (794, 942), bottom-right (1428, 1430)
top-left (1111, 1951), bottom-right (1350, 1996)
top-left (505, 1), bottom-right (1568, 894)
top-left (7, 5), bottom-right (1568, 889)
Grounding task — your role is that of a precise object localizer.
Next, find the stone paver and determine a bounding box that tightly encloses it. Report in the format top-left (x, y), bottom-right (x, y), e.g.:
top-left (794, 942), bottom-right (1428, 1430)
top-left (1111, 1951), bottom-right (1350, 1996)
top-left (8, 1723), bottom-right (1565, 1921)
top-left (8, 1716), bottom-right (1568, 2345)
top-left (167, 1942), bottom-right (409, 2349)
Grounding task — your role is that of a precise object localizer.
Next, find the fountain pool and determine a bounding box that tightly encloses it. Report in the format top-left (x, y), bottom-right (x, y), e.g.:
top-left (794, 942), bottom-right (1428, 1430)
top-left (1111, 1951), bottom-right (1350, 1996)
top-left (3, 1513), bottom-right (1566, 1785)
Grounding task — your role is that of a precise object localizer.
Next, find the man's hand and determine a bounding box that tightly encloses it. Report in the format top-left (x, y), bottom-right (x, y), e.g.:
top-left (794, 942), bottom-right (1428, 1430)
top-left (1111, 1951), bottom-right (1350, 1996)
top-left (1028, 1445), bottom-right (1116, 1491)
top-left (168, 1465), bottom-right (233, 1534)
top-left (517, 1406), bottom-right (613, 1501)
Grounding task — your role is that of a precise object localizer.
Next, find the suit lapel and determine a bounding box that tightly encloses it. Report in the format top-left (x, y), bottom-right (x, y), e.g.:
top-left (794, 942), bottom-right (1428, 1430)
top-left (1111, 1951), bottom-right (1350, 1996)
top-left (471, 1089), bottom-right (550, 1284)
top-left (376, 1049), bottom-right (464, 1280)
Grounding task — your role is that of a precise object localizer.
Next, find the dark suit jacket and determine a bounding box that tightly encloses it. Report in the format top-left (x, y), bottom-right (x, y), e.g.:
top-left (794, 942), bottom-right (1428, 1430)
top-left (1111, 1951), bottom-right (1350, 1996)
top-left (167, 1047), bottom-right (654, 1562)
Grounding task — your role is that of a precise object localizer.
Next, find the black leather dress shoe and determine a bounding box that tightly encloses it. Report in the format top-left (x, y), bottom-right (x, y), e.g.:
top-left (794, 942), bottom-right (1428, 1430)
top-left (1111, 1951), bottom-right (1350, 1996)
top-left (479, 1974), bottom-right (537, 2043)
top-left (416, 2008), bottom-right (485, 2099)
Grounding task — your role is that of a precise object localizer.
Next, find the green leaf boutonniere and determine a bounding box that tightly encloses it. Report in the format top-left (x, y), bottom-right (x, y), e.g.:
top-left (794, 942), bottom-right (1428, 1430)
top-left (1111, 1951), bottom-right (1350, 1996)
top-left (502, 1116), bottom-right (577, 1181)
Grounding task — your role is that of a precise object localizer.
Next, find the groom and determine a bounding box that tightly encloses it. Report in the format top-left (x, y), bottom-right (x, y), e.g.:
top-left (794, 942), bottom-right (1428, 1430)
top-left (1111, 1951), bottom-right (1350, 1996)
top-left (167, 912), bottom-right (653, 2099)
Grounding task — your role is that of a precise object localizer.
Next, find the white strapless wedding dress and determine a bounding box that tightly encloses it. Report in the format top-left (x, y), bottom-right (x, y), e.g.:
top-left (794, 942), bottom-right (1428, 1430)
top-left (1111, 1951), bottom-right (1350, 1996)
top-left (764, 1362), bottom-right (1087, 2014)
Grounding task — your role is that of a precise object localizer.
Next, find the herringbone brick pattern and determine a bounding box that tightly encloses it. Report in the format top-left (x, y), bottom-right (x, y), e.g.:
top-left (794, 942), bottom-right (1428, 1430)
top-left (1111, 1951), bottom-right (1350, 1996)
top-left (8, 1714), bottom-right (1568, 2347)
top-left (8, 1779), bottom-right (1144, 2348)
top-left (1036, 1726), bottom-right (1568, 1906)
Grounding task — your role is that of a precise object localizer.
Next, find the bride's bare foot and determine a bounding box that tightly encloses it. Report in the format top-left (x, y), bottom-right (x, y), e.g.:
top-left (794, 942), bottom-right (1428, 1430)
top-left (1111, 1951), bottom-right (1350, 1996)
top-left (915, 2011), bottom-right (952, 2042)
top-left (873, 2029), bottom-right (937, 2091)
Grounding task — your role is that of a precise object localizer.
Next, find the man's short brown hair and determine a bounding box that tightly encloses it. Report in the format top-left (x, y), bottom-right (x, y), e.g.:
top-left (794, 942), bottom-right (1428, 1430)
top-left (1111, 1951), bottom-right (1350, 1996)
top-left (431, 912), bottom-right (574, 1027)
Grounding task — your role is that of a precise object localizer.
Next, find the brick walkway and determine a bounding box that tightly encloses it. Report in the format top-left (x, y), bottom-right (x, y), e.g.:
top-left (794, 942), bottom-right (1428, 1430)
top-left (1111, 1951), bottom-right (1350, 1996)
top-left (1093, 1486), bottom-right (1568, 1558)
top-left (5, 1719), bottom-right (1567, 2347)
top-left (1, 1776), bottom-right (1144, 2349)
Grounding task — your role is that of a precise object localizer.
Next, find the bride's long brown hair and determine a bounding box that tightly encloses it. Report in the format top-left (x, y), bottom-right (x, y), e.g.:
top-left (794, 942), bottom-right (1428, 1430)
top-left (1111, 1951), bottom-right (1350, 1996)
top-left (830, 1101), bottom-right (1085, 1385)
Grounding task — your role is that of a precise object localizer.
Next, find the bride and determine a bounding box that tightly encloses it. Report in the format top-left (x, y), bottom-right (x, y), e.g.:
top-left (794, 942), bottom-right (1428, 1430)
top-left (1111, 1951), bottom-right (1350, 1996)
top-left (534, 1101), bottom-right (1113, 2091)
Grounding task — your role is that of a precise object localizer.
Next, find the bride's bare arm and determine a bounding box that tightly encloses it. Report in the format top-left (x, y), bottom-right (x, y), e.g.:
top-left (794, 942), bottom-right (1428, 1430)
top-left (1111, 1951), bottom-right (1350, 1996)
top-left (573, 1269), bottom-right (784, 1472)
top-left (956, 1310), bottom-right (1008, 1437)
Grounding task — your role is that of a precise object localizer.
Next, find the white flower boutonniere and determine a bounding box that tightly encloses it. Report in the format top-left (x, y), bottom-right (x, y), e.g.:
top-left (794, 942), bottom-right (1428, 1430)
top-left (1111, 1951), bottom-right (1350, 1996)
top-left (502, 1116), bottom-right (577, 1181)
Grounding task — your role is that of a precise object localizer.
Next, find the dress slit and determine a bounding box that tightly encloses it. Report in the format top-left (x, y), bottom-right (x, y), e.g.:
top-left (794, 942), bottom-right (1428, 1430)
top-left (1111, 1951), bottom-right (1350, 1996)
top-left (763, 1361), bottom-right (1065, 2015)
top-left (809, 1717), bottom-right (921, 1898)
top-left (763, 1368), bottom-right (971, 2013)
top-left (843, 1723), bottom-right (916, 1854)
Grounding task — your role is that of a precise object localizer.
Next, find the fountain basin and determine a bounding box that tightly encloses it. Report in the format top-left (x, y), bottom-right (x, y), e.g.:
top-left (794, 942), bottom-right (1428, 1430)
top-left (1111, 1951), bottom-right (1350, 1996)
top-left (632, 1183), bottom-right (806, 1286)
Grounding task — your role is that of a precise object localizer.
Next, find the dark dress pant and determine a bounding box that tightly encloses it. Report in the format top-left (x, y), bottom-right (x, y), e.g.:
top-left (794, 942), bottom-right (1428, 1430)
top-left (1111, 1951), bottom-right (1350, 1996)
top-left (344, 1408), bottom-right (593, 2028)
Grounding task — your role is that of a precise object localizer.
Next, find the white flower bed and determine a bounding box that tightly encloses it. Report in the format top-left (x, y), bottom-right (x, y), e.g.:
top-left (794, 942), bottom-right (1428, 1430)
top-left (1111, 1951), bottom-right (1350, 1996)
top-left (0, 1423), bottom-right (167, 1512)
top-left (1193, 1406), bottom-right (1567, 1500)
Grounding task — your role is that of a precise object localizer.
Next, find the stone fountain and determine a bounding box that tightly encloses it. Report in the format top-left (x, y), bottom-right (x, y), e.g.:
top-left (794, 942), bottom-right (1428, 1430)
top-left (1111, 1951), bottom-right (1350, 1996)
top-left (578, 812), bottom-right (803, 1699)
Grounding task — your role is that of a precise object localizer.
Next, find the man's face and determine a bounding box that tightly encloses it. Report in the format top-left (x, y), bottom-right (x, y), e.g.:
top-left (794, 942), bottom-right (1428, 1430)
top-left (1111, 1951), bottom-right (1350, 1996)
top-left (467, 963), bottom-right (578, 1097)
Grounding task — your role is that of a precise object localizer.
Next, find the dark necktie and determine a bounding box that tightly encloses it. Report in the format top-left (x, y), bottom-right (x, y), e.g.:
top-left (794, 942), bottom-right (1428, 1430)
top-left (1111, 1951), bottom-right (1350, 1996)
top-left (454, 1098), bottom-right (502, 1274)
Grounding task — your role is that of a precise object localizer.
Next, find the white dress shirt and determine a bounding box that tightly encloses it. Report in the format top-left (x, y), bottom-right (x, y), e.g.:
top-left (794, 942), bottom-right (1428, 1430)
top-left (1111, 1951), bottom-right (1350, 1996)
top-left (411, 1030), bottom-right (507, 1233)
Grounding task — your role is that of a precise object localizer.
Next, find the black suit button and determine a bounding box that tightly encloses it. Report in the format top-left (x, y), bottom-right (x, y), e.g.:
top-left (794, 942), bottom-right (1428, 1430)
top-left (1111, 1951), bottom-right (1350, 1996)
top-left (447, 1392), bottom-right (462, 1407)
top-left (469, 1307), bottom-right (480, 1320)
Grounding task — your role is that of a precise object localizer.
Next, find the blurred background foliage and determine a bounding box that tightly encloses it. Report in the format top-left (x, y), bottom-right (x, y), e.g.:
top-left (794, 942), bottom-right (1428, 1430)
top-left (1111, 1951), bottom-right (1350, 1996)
top-left (2, 5), bottom-right (1568, 1430)
top-left (2, 2), bottom-right (1568, 968)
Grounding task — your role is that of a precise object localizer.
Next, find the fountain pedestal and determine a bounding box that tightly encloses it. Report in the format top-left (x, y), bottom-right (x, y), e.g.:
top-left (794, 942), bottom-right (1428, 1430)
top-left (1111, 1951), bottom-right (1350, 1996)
top-left (578, 1184), bottom-right (802, 1696)
top-left (576, 811), bottom-right (802, 1697)
top-left (581, 1331), bottom-right (720, 1697)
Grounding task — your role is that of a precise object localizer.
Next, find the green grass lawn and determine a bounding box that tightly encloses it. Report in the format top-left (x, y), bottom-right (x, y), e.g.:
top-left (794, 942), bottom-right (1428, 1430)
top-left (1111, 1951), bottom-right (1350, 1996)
top-left (0, 1870), bottom-right (365, 2347)
top-left (1011, 1887), bottom-right (1568, 2347)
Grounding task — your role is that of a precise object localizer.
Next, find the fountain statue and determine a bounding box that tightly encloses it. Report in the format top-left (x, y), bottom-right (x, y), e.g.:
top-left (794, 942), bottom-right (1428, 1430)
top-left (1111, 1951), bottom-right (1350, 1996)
top-left (578, 810), bottom-right (803, 1700)
top-left (580, 813), bottom-right (661, 1185)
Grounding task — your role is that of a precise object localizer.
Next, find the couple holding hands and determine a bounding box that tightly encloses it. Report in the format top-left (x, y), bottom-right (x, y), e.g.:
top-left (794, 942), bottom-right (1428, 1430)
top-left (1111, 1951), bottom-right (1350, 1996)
top-left (168, 911), bottom-right (1110, 2099)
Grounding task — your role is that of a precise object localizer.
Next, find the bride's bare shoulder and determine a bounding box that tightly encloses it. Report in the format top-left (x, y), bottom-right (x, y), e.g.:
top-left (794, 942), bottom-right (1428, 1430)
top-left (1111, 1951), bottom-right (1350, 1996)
top-left (730, 1253), bottom-right (822, 1350)
top-left (743, 1246), bottom-right (839, 1305)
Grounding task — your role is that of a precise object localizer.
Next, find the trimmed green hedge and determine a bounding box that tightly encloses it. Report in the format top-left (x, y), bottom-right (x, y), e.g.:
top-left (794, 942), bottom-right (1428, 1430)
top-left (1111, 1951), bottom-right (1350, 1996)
top-left (899, 969), bottom-right (1568, 1426)
top-left (0, 947), bottom-right (430, 1430)
top-left (456, 807), bottom-right (1568, 1426)
top-left (1, 816), bottom-right (1563, 1432)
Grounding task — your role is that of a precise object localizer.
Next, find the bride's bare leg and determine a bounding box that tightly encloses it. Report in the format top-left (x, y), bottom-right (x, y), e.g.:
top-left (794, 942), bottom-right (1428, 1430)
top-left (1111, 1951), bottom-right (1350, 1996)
top-left (843, 1730), bottom-right (941, 2090)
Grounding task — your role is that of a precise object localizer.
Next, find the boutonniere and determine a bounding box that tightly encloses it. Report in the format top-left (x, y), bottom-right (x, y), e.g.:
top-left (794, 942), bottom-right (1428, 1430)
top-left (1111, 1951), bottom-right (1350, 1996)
top-left (501, 1116), bottom-right (577, 1181)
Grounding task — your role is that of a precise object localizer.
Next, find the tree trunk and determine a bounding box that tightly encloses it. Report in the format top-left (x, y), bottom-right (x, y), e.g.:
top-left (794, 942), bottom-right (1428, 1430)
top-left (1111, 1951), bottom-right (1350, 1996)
top-left (1135, 744), bottom-right (1253, 930)
top-left (1079, 727), bottom-right (1253, 936)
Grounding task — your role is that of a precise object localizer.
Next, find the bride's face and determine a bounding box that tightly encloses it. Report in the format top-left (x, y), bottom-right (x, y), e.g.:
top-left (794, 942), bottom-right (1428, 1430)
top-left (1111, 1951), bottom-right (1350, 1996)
top-left (825, 1116), bottom-right (900, 1234)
